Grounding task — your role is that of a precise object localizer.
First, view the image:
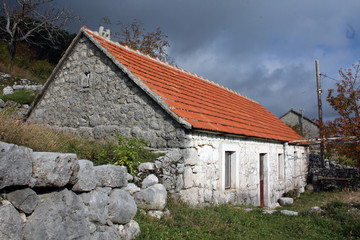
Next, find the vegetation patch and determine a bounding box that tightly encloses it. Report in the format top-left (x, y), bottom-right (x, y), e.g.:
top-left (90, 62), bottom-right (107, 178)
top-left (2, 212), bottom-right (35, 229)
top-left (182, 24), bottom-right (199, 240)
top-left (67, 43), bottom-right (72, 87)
top-left (135, 191), bottom-right (360, 240)
top-left (0, 89), bottom-right (36, 105)
top-left (0, 113), bottom-right (159, 171)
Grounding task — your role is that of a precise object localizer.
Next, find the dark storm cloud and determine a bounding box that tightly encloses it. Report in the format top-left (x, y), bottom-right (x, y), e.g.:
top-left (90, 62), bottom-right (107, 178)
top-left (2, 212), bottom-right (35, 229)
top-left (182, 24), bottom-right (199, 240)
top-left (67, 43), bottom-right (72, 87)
top-left (57, 0), bottom-right (360, 121)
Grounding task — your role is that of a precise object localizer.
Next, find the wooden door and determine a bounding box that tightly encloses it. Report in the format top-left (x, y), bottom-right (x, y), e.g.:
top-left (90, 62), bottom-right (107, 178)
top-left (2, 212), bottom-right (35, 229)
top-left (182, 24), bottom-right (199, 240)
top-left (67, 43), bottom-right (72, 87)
top-left (259, 154), bottom-right (265, 207)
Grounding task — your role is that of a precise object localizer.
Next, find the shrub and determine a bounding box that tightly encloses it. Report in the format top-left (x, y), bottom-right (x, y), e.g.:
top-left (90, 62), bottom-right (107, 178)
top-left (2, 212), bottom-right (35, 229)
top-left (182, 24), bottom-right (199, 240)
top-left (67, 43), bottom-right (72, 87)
top-left (93, 135), bottom-right (161, 173)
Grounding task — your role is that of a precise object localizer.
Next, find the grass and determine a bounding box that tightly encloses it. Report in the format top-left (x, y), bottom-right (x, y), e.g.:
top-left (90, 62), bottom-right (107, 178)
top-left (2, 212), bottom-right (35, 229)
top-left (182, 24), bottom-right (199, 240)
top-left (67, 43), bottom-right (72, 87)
top-left (0, 112), bottom-right (160, 170)
top-left (0, 41), bottom-right (54, 84)
top-left (0, 89), bottom-right (36, 105)
top-left (135, 191), bottom-right (360, 240)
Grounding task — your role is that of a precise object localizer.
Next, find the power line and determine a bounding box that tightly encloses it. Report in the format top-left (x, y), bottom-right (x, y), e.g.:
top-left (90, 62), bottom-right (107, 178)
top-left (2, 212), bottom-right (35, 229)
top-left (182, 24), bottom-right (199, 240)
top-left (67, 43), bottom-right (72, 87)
top-left (320, 73), bottom-right (339, 82)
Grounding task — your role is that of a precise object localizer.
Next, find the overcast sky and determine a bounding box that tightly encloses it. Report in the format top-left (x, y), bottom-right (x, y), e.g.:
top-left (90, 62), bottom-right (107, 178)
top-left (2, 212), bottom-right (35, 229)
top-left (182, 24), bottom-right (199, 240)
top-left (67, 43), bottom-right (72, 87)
top-left (57, 0), bottom-right (360, 121)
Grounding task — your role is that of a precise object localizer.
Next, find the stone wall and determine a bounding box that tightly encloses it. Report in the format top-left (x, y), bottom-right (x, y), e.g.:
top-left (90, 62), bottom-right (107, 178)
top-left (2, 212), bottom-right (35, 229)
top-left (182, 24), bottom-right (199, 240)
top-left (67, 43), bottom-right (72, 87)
top-left (0, 141), bottom-right (168, 240)
top-left (308, 153), bottom-right (359, 191)
top-left (150, 132), bottom-right (308, 208)
top-left (28, 36), bottom-right (186, 148)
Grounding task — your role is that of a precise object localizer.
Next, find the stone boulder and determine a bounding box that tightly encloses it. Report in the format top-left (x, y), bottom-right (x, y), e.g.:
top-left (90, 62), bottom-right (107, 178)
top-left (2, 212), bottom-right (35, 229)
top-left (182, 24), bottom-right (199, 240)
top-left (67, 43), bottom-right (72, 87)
top-left (32, 152), bottom-right (79, 187)
top-left (118, 220), bottom-right (141, 240)
top-left (138, 162), bottom-right (155, 172)
top-left (3, 86), bottom-right (13, 95)
top-left (6, 188), bottom-right (38, 214)
top-left (72, 160), bottom-right (97, 192)
top-left (308, 206), bottom-right (323, 215)
top-left (0, 142), bottom-right (33, 189)
top-left (94, 165), bottom-right (128, 188)
top-left (134, 184), bottom-right (167, 210)
top-left (108, 189), bottom-right (137, 224)
top-left (123, 183), bottom-right (141, 195)
top-left (90, 226), bottom-right (121, 240)
top-left (24, 188), bottom-right (90, 240)
top-left (142, 174), bottom-right (158, 189)
top-left (278, 197), bottom-right (294, 206)
top-left (79, 187), bottom-right (111, 225)
top-left (280, 210), bottom-right (298, 216)
top-left (0, 201), bottom-right (23, 240)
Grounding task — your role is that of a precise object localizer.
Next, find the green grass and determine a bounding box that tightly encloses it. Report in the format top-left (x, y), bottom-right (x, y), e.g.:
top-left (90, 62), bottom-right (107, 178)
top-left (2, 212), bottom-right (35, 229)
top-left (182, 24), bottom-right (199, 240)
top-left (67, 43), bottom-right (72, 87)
top-left (0, 89), bottom-right (36, 105)
top-left (135, 191), bottom-right (360, 240)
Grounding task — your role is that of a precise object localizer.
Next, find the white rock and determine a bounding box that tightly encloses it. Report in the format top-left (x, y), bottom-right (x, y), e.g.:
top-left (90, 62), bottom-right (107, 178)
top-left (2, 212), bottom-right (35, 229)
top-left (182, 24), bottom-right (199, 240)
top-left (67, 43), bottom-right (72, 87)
top-left (280, 210), bottom-right (298, 216)
top-left (138, 162), bottom-right (155, 172)
top-left (142, 174), bottom-right (158, 188)
top-left (308, 206), bottom-right (323, 214)
top-left (278, 197), bottom-right (294, 206)
top-left (118, 220), bottom-right (141, 240)
top-left (263, 209), bottom-right (276, 214)
top-left (148, 210), bottom-right (163, 219)
top-left (123, 183), bottom-right (141, 195)
top-left (3, 86), bottom-right (13, 95)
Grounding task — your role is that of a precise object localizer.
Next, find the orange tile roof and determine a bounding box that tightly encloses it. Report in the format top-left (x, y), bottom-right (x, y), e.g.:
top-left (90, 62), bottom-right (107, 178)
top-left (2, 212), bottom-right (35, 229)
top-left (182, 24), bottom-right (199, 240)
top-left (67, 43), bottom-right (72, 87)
top-left (83, 27), bottom-right (304, 142)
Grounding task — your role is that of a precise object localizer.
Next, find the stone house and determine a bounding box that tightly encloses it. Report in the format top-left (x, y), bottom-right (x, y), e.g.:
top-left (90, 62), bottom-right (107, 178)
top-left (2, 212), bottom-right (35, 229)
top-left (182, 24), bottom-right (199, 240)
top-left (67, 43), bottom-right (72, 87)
top-left (27, 26), bottom-right (308, 208)
top-left (280, 109), bottom-right (319, 140)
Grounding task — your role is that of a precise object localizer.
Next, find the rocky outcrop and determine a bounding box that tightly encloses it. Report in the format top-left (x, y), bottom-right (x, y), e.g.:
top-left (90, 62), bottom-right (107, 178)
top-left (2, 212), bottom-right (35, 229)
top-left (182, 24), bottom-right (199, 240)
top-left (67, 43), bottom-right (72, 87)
top-left (0, 141), bottom-right (168, 240)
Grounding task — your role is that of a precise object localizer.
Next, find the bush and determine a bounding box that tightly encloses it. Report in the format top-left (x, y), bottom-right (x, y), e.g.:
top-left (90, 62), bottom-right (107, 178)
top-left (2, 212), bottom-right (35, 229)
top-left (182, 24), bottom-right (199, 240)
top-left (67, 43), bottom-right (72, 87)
top-left (91, 135), bottom-right (161, 173)
top-left (1, 89), bottom-right (36, 105)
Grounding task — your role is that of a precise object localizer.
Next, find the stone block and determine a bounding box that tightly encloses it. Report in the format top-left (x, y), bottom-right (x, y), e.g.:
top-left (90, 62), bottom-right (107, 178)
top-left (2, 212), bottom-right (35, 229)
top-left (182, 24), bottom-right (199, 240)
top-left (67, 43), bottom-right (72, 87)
top-left (278, 197), bottom-right (294, 206)
top-left (72, 160), bottom-right (97, 192)
top-left (134, 184), bottom-right (167, 210)
top-left (142, 174), bottom-right (158, 188)
top-left (123, 183), bottom-right (141, 195)
top-left (307, 206), bottom-right (323, 215)
top-left (32, 152), bottom-right (79, 187)
top-left (6, 188), bottom-right (38, 214)
top-left (118, 220), bottom-right (141, 240)
top-left (183, 167), bottom-right (194, 188)
top-left (79, 188), bottom-right (110, 225)
top-left (94, 165), bottom-right (128, 188)
top-left (179, 188), bottom-right (199, 206)
top-left (280, 210), bottom-right (298, 216)
top-left (138, 162), bottom-right (155, 172)
top-left (108, 189), bottom-right (137, 224)
top-left (3, 86), bottom-right (13, 95)
top-left (90, 226), bottom-right (120, 240)
top-left (0, 201), bottom-right (23, 240)
top-left (24, 189), bottom-right (90, 239)
top-left (182, 148), bottom-right (200, 165)
top-left (0, 142), bottom-right (33, 189)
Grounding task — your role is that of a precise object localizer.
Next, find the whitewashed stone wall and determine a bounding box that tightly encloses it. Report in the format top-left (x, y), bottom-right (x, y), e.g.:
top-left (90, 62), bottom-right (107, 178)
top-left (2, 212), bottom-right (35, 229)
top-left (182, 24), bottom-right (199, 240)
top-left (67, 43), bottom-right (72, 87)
top-left (28, 36), bottom-right (186, 148)
top-left (156, 132), bottom-right (308, 208)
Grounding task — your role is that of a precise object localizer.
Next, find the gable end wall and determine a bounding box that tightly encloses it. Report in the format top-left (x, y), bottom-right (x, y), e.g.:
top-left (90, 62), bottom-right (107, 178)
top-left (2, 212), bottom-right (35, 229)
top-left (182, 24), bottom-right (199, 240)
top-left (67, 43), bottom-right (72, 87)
top-left (28, 36), bottom-right (186, 148)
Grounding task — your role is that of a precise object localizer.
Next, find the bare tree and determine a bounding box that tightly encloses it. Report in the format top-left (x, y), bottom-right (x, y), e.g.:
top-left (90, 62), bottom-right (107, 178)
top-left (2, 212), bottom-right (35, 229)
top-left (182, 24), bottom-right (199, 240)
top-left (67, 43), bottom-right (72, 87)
top-left (0, 0), bottom-right (73, 60)
top-left (104, 18), bottom-right (173, 63)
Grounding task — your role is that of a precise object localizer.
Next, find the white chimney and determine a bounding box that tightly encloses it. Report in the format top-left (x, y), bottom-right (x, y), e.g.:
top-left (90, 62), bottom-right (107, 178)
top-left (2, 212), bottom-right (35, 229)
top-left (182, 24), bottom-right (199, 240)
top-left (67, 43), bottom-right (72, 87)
top-left (98, 26), bottom-right (104, 36)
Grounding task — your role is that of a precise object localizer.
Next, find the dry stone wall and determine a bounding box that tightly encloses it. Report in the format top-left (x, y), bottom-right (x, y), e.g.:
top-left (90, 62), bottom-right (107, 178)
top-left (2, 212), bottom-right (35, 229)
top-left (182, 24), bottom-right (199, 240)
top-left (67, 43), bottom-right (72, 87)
top-left (28, 36), bottom-right (186, 148)
top-left (308, 153), bottom-right (359, 191)
top-left (0, 141), bottom-right (168, 240)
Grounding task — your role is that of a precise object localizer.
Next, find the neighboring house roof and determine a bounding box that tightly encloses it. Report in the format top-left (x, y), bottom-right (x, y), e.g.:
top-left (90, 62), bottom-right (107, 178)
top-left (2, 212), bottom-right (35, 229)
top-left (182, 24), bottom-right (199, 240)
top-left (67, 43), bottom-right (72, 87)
top-left (29, 26), bottom-right (304, 142)
top-left (280, 109), bottom-right (319, 127)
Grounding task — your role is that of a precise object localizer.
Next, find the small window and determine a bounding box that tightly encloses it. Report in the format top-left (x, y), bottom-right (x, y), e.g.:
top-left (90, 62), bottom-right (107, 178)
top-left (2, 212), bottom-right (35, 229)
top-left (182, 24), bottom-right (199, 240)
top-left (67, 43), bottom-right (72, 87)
top-left (82, 71), bottom-right (91, 88)
top-left (225, 151), bottom-right (236, 189)
top-left (278, 153), bottom-right (284, 180)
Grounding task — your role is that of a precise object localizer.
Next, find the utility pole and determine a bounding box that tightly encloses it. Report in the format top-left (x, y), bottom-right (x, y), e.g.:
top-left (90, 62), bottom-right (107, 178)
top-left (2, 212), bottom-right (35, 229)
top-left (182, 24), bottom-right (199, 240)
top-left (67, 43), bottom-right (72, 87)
top-left (299, 108), bottom-right (304, 137)
top-left (315, 60), bottom-right (325, 167)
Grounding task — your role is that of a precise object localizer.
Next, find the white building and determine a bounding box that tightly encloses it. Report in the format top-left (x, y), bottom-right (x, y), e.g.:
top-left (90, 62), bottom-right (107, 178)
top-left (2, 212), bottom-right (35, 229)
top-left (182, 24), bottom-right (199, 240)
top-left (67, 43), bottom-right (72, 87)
top-left (27, 27), bottom-right (308, 208)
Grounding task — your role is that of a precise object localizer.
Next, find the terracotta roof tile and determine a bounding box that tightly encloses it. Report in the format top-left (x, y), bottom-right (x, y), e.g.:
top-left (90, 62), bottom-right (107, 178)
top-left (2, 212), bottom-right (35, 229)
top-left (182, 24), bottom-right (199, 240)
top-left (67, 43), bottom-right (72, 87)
top-left (84, 27), bottom-right (304, 142)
